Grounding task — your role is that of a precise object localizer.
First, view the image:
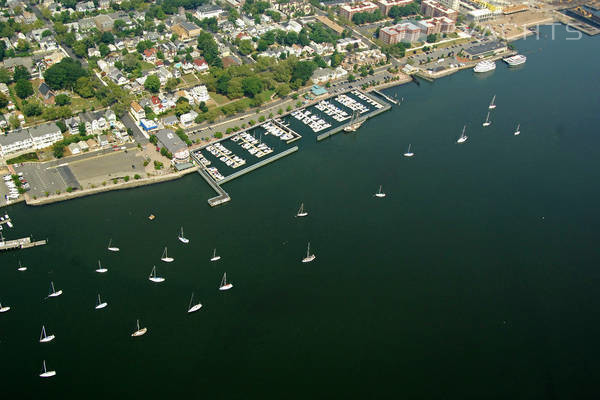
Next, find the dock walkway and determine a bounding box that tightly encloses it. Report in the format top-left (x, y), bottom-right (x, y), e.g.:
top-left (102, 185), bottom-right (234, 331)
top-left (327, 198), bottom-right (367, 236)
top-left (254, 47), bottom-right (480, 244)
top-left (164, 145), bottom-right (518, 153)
top-left (0, 237), bottom-right (47, 251)
top-left (372, 90), bottom-right (398, 105)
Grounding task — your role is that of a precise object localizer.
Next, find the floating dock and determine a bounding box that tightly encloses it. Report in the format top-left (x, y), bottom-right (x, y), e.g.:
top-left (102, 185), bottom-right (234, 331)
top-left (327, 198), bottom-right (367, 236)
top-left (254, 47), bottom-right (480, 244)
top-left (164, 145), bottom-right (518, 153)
top-left (0, 237), bottom-right (47, 251)
top-left (196, 166), bottom-right (231, 207)
top-left (372, 90), bottom-right (399, 105)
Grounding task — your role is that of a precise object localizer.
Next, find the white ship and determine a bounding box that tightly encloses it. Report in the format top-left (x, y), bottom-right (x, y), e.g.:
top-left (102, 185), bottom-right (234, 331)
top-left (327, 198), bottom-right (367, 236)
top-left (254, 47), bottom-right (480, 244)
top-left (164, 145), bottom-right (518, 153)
top-left (473, 60), bottom-right (496, 73)
top-left (503, 54), bottom-right (527, 66)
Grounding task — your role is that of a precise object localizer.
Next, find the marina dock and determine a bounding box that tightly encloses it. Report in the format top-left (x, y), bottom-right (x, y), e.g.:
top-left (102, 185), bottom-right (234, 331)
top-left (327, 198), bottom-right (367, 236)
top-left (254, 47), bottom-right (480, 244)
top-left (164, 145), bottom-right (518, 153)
top-left (196, 166), bottom-right (231, 207)
top-left (0, 237), bottom-right (47, 251)
top-left (372, 90), bottom-right (399, 105)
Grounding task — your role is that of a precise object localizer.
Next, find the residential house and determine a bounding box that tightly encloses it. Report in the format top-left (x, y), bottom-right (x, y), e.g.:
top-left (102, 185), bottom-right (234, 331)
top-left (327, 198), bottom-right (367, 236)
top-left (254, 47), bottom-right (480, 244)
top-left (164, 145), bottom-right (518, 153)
top-left (68, 142), bottom-right (81, 154)
top-left (78, 18), bottom-right (96, 31)
top-left (0, 83), bottom-right (9, 96)
top-left (130, 101), bottom-right (145, 121)
top-left (75, 1), bottom-right (94, 12)
top-left (193, 58), bottom-right (209, 73)
top-left (311, 66), bottom-right (348, 84)
top-left (79, 110), bottom-right (107, 134)
top-left (38, 82), bottom-right (55, 104)
top-left (94, 15), bottom-right (114, 32)
top-left (179, 110), bottom-right (198, 128)
top-left (142, 48), bottom-right (158, 63)
top-left (64, 116), bottom-right (80, 134)
top-left (162, 115), bottom-right (179, 127)
top-left (98, 0), bottom-right (110, 9)
top-left (28, 122), bottom-right (63, 150)
top-left (0, 128), bottom-right (33, 157)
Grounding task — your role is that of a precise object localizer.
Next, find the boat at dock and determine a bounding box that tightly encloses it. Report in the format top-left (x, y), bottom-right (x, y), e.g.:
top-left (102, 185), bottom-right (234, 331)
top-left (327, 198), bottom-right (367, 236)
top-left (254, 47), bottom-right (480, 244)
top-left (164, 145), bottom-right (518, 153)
top-left (219, 272), bottom-right (233, 291)
top-left (375, 185), bottom-right (386, 198)
top-left (17, 260), bottom-right (26, 271)
top-left (149, 265), bottom-right (165, 283)
top-left (47, 281), bottom-right (62, 298)
top-left (0, 301), bottom-right (10, 313)
top-left (457, 126), bottom-right (468, 144)
top-left (39, 325), bottom-right (55, 343)
top-left (210, 248), bottom-right (221, 262)
top-left (302, 242), bottom-right (316, 263)
top-left (178, 227), bottom-right (189, 244)
top-left (95, 294), bottom-right (108, 310)
top-left (107, 238), bottom-right (119, 252)
top-left (482, 112), bottom-right (492, 127)
top-left (131, 319), bottom-right (147, 337)
top-left (187, 293), bottom-right (202, 313)
top-left (474, 60), bottom-right (496, 73)
top-left (95, 260), bottom-right (107, 273)
top-left (489, 95), bottom-right (496, 110)
top-left (403, 144), bottom-right (414, 157)
top-left (39, 360), bottom-right (56, 378)
top-left (296, 203), bottom-right (308, 217)
top-left (160, 247), bottom-right (174, 263)
top-left (503, 54), bottom-right (526, 66)
top-left (343, 110), bottom-right (363, 133)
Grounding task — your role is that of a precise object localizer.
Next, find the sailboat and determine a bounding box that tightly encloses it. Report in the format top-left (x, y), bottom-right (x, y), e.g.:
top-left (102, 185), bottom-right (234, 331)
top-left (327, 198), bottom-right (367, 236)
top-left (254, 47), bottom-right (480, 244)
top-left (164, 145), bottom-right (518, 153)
top-left (219, 272), bottom-right (233, 291)
top-left (187, 293), bottom-right (202, 313)
top-left (178, 227), bottom-right (189, 244)
top-left (148, 265), bottom-right (165, 283)
top-left (302, 242), bottom-right (316, 263)
top-left (0, 301), bottom-right (10, 313)
top-left (210, 248), bottom-right (221, 262)
top-left (95, 260), bottom-right (108, 273)
top-left (107, 238), bottom-right (119, 252)
top-left (47, 281), bottom-right (62, 298)
top-left (131, 319), bottom-right (147, 337)
top-left (343, 110), bottom-right (363, 132)
top-left (296, 203), bottom-right (308, 217)
top-left (457, 125), bottom-right (468, 144)
top-left (17, 260), bottom-right (26, 271)
top-left (374, 185), bottom-right (386, 198)
top-left (95, 294), bottom-right (108, 310)
top-left (488, 94), bottom-right (496, 110)
top-left (39, 325), bottom-right (55, 343)
top-left (482, 112), bottom-right (492, 127)
top-left (514, 123), bottom-right (520, 136)
top-left (403, 144), bottom-right (414, 157)
top-left (160, 247), bottom-right (174, 263)
top-left (39, 360), bottom-right (56, 378)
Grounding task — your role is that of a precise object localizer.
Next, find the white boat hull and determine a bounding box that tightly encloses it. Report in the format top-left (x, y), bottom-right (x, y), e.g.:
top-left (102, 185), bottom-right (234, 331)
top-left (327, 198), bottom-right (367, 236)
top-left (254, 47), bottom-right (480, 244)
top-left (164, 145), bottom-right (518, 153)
top-left (149, 277), bottom-right (165, 283)
top-left (108, 247), bottom-right (119, 252)
top-left (17, 267), bottom-right (27, 271)
top-left (375, 193), bottom-right (386, 198)
top-left (403, 153), bottom-right (414, 157)
top-left (457, 137), bottom-right (468, 144)
top-left (188, 304), bottom-right (203, 313)
top-left (161, 257), bottom-right (174, 263)
top-left (40, 371), bottom-right (56, 378)
top-left (302, 255), bottom-right (316, 263)
top-left (178, 237), bottom-right (189, 244)
top-left (131, 328), bottom-right (147, 337)
top-left (95, 302), bottom-right (108, 309)
top-left (210, 256), bottom-right (221, 262)
top-left (297, 212), bottom-right (308, 217)
top-left (488, 105), bottom-right (496, 110)
top-left (40, 335), bottom-right (55, 343)
top-left (219, 284), bottom-right (233, 291)
top-left (514, 131), bottom-right (520, 136)
top-left (482, 122), bottom-right (491, 127)
top-left (48, 290), bottom-right (62, 297)
top-left (0, 306), bottom-right (10, 313)
top-left (96, 268), bottom-right (108, 273)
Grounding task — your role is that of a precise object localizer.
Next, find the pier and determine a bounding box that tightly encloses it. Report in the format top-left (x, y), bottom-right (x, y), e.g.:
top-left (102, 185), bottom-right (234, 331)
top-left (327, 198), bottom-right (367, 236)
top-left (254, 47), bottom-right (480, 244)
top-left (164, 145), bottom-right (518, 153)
top-left (271, 119), bottom-right (302, 143)
top-left (372, 90), bottom-right (399, 105)
top-left (0, 217), bottom-right (12, 226)
top-left (0, 236), bottom-right (47, 251)
top-left (195, 166), bottom-right (231, 207)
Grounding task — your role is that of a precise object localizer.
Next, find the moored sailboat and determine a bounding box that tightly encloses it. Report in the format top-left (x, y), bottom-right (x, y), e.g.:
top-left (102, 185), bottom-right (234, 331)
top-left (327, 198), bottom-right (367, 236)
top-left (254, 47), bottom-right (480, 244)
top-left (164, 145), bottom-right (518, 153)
top-left (39, 325), bottom-right (55, 343)
top-left (457, 125), bottom-right (468, 144)
top-left (187, 293), bottom-right (202, 313)
top-left (47, 281), bottom-right (62, 298)
top-left (149, 266), bottom-right (165, 283)
top-left (514, 123), bottom-right (520, 136)
top-left (302, 242), bottom-right (316, 263)
top-left (131, 319), bottom-right (147, 337)
top-left (403, 144), bottom-right (414, 157)
top-left (375, 185), bottom-right (386, 198)
top-left (296, 203), bottom-right (308, 217)
top-left (219, 273), bottom-right (233, 291)
top-left (17, 260), bottom-right (26, 271)
top-left (95, 260), bottom-right (107, 273)
top-left (488, 94), bottom-right (496, 110)
top-left (0, 301), bottom-right (10, 313)
top-left (107, 238), bottom-right (119, 252)
top-left (160, 247), bottom-right (174, 263)
top-left (95, 294), bottom-right (108, 309)
top-left (482, 112), bottom-right (492, 127)
top-left (210, 248), bottom-right (221, 262)
top-left (178, 227), bottom-right (189, 244)
top-left (39, 360), bottom-right (56, 378)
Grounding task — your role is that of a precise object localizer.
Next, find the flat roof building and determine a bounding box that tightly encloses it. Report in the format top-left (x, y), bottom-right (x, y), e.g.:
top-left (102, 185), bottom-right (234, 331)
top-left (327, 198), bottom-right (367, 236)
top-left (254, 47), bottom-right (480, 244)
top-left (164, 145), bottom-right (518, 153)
top-left (339, 1), bottom-right (379, 21)
top-left (421, 0), bottom-right (458, 21)
top-left (155, 129), bottom-right (189, 161)
top-left (376, 0), bottom-right (413, 16)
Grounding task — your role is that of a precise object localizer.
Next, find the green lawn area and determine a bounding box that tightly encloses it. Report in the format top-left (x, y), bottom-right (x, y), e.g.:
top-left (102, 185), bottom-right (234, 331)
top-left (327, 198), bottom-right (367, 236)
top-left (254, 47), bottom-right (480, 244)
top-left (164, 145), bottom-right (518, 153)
top-left (181, 73), bottom-right (199, 86)
top-left (70, 96), bottom-right (103, 112)
top-left (140, 61), bottom-right (155, 71)
top-left (209, 92), bottom-right (229, 105)
top-left (6, 152), bottom-right (39, 164)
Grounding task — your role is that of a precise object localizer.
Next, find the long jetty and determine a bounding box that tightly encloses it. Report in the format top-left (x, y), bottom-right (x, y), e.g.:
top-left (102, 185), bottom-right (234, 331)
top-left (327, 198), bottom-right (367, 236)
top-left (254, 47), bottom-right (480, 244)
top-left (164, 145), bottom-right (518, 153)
top-left (372, 90), bottom-right (398, 104)
top-left (196, 167), bottom-right (231, 207)
top-left (0, 236), bottom-right (47, 251)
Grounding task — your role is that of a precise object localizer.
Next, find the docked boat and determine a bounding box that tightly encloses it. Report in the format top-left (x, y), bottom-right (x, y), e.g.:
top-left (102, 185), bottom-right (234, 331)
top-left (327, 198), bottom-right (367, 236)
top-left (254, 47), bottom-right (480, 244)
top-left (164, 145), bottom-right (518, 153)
top-left (514, 123), bottom-right (521, 136)
top-left (187, 293), bottom-right (202, 313)
top-left (210, 248), bottom-right (221, 262)
top-left (503, 54), bottom-right (526, 66)
top-left (302, 242), bottom-right (316, 263)
top-left (343, 111), bottom-right (363, 133)
top-left (95, 294), bottom-right (108, 310)
top-left (131, 319), bottom-right (147, 337)
top-left (219, 273), bottom-right (233, 291)
top-left (488, 94), bottom-right (496, 110)
top-left (296, 203), bottom-right (308, 217)
top-left (95, 260), bottom-right (107, 273)
top-left (178, 227), bottom-right (189, 244)
top-left (39, 360), bottom-right (56, 378)
top-left (482, 112), bottom-right (492, 127)
top-left (39, 325), bottom-right (55, 343)
top-left (107, 238), bottom-right (119, 252)
top-left (17, 260), bottom-right (26, 272)
top-left (403, 144), bottom-right (414, 157)
top-left (375, 185), bottom-right (386, 198)
top-left (160, 247), bottom-right (174, 263)
top-left (48, 281), bottom-right (62, 298)
top-left (149, 266), bottom-right (165, 283)
top-left (0, 301), bottom-right (10, 313)
top-left (473, 60), bottom-right (496, 73)
top-left (457, 125), bottom-right (468, 144)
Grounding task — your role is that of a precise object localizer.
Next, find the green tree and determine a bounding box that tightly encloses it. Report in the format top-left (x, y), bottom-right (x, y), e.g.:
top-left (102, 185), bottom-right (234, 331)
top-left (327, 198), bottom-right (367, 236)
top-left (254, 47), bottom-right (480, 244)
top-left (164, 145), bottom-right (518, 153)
top-left (15, 79), bottom-right (33, 99)
top-left (74, 77), bottom-right (94, 98)
top-left (0, 93), bottom-right (8, 108)
top-left (238, 39), bottom-right (254, 55)
top-left (144, 75), bottom-right (160, 93)
top-left (43, 58), bottom-right (88, 90)
top-left (13, 65), bottom-right (30, 81)
top-left (0, 68), bottom-right (10, 83)
top-left (242, 76), bottom-right (263, 97)
top-left (55, 94), bottom-right (71, 106)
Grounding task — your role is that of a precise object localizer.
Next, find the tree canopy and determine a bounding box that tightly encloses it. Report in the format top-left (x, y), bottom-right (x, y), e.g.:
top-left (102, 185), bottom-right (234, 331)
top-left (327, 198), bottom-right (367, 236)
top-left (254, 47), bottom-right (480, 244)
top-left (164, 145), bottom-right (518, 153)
top-left (43, 58), bottom-right (88, 90)
top-left (144, 75), bottom-right (161, 93)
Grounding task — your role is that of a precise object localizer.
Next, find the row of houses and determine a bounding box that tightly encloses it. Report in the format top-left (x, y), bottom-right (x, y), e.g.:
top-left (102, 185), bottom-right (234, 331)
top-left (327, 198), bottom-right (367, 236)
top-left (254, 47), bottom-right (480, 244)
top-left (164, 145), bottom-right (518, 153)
top-left (0, 123), bottom-right (62, 157)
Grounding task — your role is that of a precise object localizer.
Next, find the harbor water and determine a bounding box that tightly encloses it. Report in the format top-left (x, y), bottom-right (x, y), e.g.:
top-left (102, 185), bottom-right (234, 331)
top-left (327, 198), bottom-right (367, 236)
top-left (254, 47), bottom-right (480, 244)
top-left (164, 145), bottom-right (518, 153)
top-left (1, 25), bottom-right (600, 398)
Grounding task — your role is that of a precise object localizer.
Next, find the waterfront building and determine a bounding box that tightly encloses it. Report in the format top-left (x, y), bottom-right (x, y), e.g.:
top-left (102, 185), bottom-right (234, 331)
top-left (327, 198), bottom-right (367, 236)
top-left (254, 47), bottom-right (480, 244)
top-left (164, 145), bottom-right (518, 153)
top-left (420, 0), bottom-right (458, 21)
top-left (466, 8), bottom-right (493, 23)
top-left (0, 122), bottom-right (62, 157)
top-left (463, 41), bottom-right (507, 59)
top-left (379, 22), bottom-right (423, 44)
top-left (0, 129), bottom-right (33, 157)
top-left (311, 67), bottom-right (348, 84)
top-left (339, 1), bottom-right (379, 21)
top-left (28, 123), bottom-right (63, 150)
top-left (156, 129), bottom-right (190, 161)
top-left (375, 0), bottom-right (413, 16)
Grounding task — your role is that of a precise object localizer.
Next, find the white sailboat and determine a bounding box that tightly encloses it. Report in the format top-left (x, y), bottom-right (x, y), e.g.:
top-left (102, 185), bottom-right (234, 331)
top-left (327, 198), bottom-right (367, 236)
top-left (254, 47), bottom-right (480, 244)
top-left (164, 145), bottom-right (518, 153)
top-left (219, 272), bottom-right (233, 291)
top-left (374, 185), bottom-right (386, 198)
top-left (482, 112), bottom-right (492, 127)
top-left (95, 260), bottom-right (107, 273)
top-left (296, 203), bottom-right (308, 217)
top-left (47, 281), bottom-right (62, 298)
top-left (488, 94), bottom-right (496, 110)
top-left (187, 293), bottom-right (202, 313)
top-left (178, 227), bottom-right (189, 244)
top-left (39, 325), bottom-right (55, 343)
top-left (302, 242), bottom-right (316, 263)
top-left (17, 260), bottom-right (26, 271)
top-left (210, 248), bottom-right (221, 262)
top-left (514, 123), bottom-right (520, 136)
top-left (457, 125), bottom-right (468, 144)
top-left (148, 265), bottom-right (165, 283)
top-left (131, 319), bottom-right (147, 337)
top-left (95, 294), bottom-right (108, 310)
top-left (160, 247), bottom-right (174, 263)
top-left (0, 301), bottom-right (10, 313)
top-left (403, 144), bottom-right (414, 157)
top-left (39, 360), bottom-right (56, 378)
top-left (107, 238), bottom-right (119, 252)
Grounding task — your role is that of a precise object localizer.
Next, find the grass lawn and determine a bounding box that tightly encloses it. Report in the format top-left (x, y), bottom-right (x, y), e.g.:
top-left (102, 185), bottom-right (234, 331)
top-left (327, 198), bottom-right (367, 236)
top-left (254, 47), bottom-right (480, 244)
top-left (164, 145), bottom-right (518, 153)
top-left (140, 61), bottom-right (155, 71)
top-left (6, 152), bottom-right (39, 164)
top-left (181, 73), bottom-right (199, 86)
top-left (70, 96), bottom-right (103, 112)
top-left (210, 92), bottom-right (229, 105)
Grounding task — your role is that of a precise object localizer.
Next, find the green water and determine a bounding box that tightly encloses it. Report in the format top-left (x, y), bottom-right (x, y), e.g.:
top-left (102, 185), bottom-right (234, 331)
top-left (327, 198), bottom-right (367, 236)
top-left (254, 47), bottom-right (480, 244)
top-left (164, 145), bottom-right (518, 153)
top-left (2, 26), bottom-right (600, 398)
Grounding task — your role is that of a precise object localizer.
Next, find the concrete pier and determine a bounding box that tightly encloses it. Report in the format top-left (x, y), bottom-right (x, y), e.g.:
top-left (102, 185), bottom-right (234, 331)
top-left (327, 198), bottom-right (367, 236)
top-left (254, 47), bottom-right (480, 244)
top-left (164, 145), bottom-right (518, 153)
top-left (0, 237), bottom-right (47, 251)
top-left (195, 166), bottom-right (231, 207)
top-left (372, 90), bottom-right (399, 104)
